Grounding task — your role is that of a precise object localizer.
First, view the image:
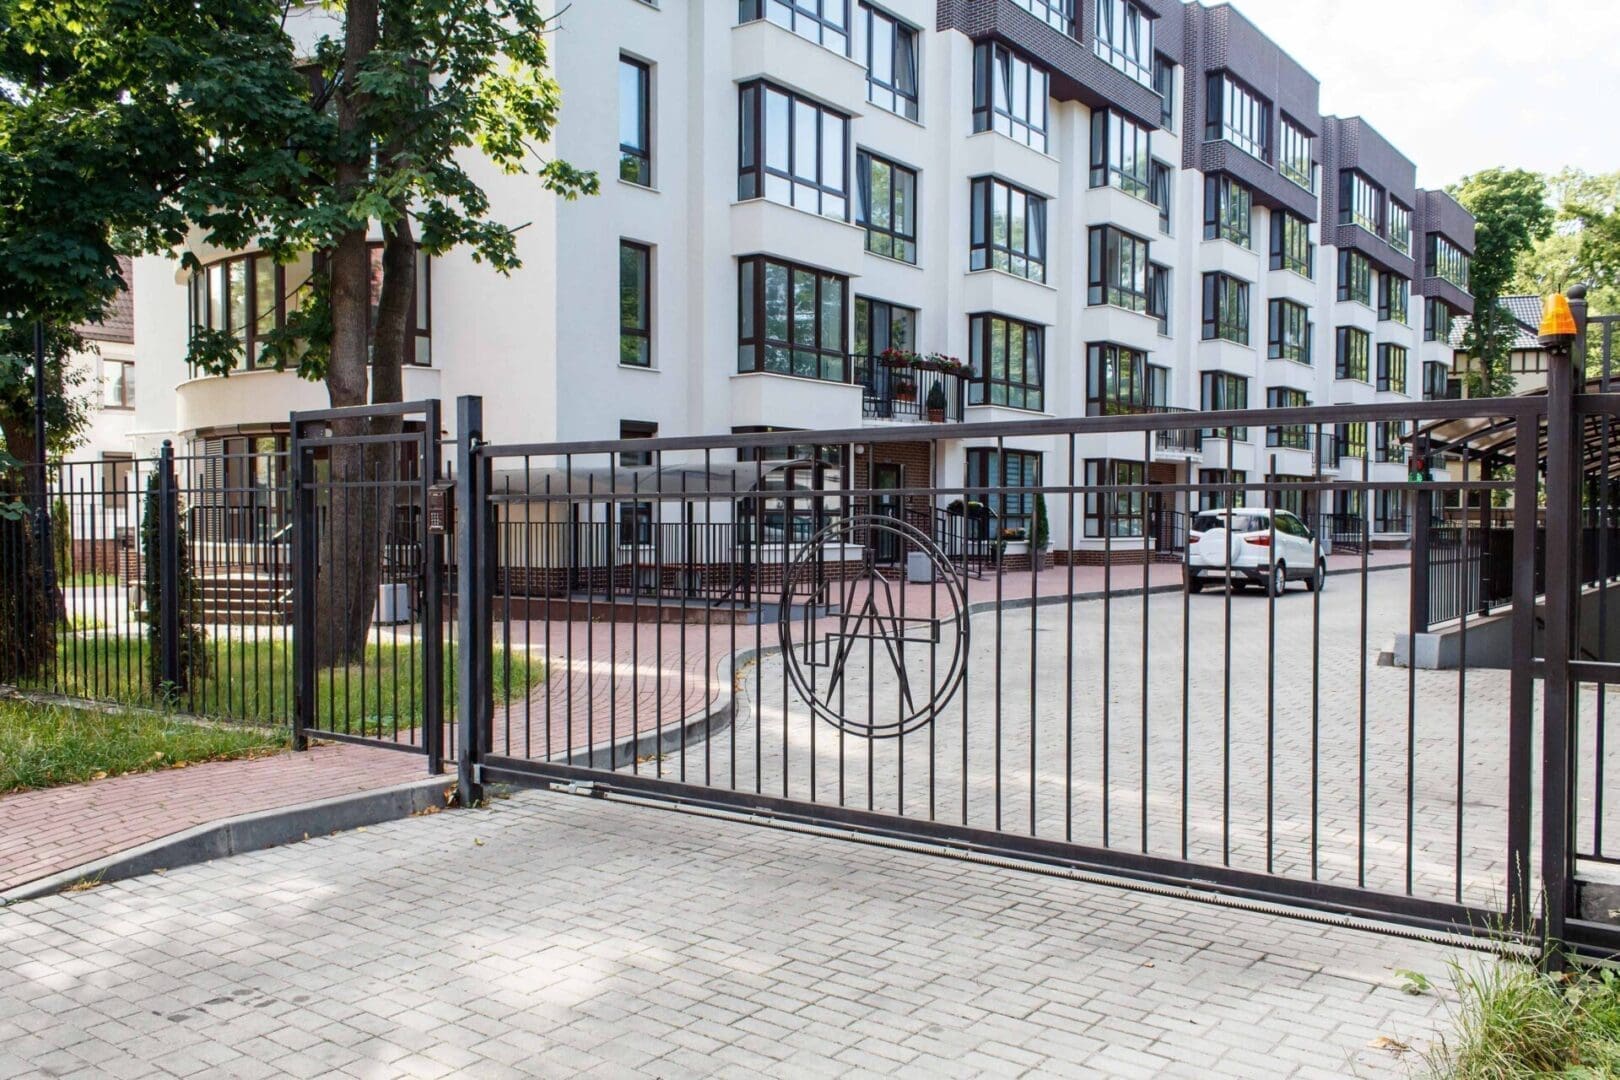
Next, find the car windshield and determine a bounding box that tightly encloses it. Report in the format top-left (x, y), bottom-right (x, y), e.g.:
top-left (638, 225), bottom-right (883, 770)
top-left (1193, 512), bottom-right (1268, 533)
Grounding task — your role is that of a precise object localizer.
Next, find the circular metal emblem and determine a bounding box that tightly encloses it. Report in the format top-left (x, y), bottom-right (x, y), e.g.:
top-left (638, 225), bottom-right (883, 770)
top-left (778, 514), bottom-right (969, 739)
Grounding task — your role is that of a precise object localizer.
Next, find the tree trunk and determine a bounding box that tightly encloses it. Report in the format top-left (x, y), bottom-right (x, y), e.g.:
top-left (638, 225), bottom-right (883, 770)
top-left (0, 414), bottom-right (54, 680)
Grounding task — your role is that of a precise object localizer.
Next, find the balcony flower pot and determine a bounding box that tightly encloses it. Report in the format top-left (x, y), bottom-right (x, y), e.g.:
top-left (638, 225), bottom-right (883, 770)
top-left (924, 382), bottom-right (949, 422)
top-left (893, 378), bottom-right (917, 403)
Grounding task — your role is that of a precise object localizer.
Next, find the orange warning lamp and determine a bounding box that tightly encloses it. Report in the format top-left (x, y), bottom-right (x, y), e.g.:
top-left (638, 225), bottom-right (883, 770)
top-left (1539, 293), bottom-right (1577, 351)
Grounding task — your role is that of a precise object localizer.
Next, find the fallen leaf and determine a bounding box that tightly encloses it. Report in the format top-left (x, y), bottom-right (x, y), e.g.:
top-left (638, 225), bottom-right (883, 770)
top-left (1368, 1036), bottom-right (1410, 1054)
top-left (474, 838), bottom-right (485, 846)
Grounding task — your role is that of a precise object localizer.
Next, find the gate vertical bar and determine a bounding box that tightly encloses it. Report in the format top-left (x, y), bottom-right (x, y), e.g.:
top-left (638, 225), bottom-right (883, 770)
top-left (157, 440), bottom-right (181, 691)
top-left (455, 395), bottom-right (486, 806)
top-left (421, 400), bottom-right (446, 774)
top-left (290, 420), bottom-right (317, 751)
top-left (1507, 416), bottom-right (1539, 933)
top-left (1412, 482), bottom-right (1432, 632)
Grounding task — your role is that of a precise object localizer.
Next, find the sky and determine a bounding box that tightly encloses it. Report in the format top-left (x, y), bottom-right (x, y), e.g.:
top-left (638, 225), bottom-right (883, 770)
top-left (1223, 0), bottom-right (1620, 189)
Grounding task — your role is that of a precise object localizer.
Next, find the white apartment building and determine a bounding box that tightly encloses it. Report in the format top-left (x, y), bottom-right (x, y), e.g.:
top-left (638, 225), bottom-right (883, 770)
top-left (96, 0), bottom-right (1475, 561)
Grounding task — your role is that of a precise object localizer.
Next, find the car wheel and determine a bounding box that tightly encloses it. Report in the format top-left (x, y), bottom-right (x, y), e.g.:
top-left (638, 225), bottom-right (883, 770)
top-left (1185, 570), bottom-right (1205, 594)
top-left (1266, 564), bottom-right (1286, 597)
top-left (1304, 559), bottom-right (1326, 592)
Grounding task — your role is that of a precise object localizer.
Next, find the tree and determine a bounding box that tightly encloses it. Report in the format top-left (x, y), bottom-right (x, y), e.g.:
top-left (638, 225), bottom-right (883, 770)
top-left (0, 320), bottom-right (92, 467)
top-left (1512, 169), bottom-right (1620, 318)
top-left (1450, 169), bottom-right (1554, 398)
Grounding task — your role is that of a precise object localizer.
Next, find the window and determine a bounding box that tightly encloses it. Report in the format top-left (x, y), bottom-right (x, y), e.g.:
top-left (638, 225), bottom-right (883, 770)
top-left (619, 56), bottom-right (651, 186)
top-left (972, 42), bottom-right (1049, 153)
top-left (1012, 0), bottom-right (1073, 34)
top-left (1336, 422), bottom-right (1368, 460)
top-left (1374, 421), bottom-right (1409, 464)
top-left (1388, 200), bottom-right (1411, 255)
top-left (619, 241), bottom-right (651, 367)
top-left (1335, 326), bottom-right (1370, 381)
top-left (1339, 171), bottom-right (1381, 232)
top-left (1084, 460), bottom-right (1146, 537)
top-left (738, 80), bottom-right (850, 220)
top-left (101, 453), bottom-right (133, 510)
top-left (1266, 388), bottom-right (1310, 449)
top-left (1203, 174), bottom-right (1252, 247)
top-left (1090, 110), bottom-right (1151, 199)
top-left (1196, 469), bottom-right (1249, 512)
top-left (1279, 116), bottom-right (1313, 191)
top-left (619, 421), bottom-right (658, 468)
top-left (1088, 226), bottom-right (1151, 312)
top-left (1337, 249), bottom-right (1371, 305)
top-left (854, 297), bottom-right (916, 356)
top-left (857, 151), bottom-right (917, 263)
top-left (1147, 263), bottom-right (1170, 335)
top-left (1422, 360), bottom-right (1450, 400)
top-left (968, 314), bottom-right (1044, 411)
top-left (1269, 477), bottom-right (1312, 521)
top-left (1425, 297), bottom-right (1458, 342)
top-left (1428, 234), bottom-right (1471, 291)
top-left (739, 0), bottom-right (850, 54)
top-left (1086, 344), bottom-right (1164, 415)
top-left (967, 448), bottom-right (1042, 538)
top-left (1204, 73), bottom-right (1270, 162)
top-left (1153, 56), bottom-right (1175, 131)
top-left (1374, 489), bottom-right (1407, 533)
top-left (102, 359), bottom-right (134, 409)
top-left (1094, 0), bottom-right (1154, 86)
top-left (1200, 371), bottom-right (1249, 440)
top-left (863, 4), bottom-right (918, 120)
top-left (1149, 160), bottom-right (1172, 233)
top-left (1270, 211), bottom-right (1313, 277)
top-left (970, 177), bottom-right (1046, 282)
top-left (1267, 300), bottom-right (1311, 364)
top-left (737, 255), bottom-right (848, 382)
top-left (1377, 344), bottom-right (1408, 393)
top-left (1200, 272), bottom-right (1249, 345)
top-left (1378, 273), bottom-right (1409, 324)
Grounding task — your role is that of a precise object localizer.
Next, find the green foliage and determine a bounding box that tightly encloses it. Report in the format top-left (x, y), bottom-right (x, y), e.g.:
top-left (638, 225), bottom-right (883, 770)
top-left (1513, 169), bottom-right (1620, 317)
top-left (1034, 492), bottom-right (1050, 550)
top-left (1426, 959), bottom-right (1620, 1077)
top-left (0, 474), bottom-right (54, 680)
top-left (140, 466), bottom-right (207, 696)
top-left (50, 496), bottom-right (71, 579)
top-left (0, 319), bottom-right (91, 460)
top-left (1451, 169), bottom-right (1554, 398)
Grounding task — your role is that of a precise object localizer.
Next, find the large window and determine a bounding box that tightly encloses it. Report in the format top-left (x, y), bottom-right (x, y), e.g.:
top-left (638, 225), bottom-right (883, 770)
top-left (854, 296), bottom-right (916, 355)
top-left (1147, 263), bottom-right (1170, 335)
top-left (619, 56), bottom-right (651, 186)
top-left (1279, 116), bottom-right (1313, 191)
top-left (968, 314), bottom-right (1044, 411)
top-left (1270, 211), bottom-right (1313, 277)
top-left (1153, 56), bottom-right (1175, 132)
top-left (1374, 489), bottom-right (1408, 533)
top-left (1428, 234), bottom-right (1471, 291)
top-left (737, 256), bottom-right (848, 382)
top-left (738, 80), bottom-right (850, 220)
top-left (618, 420), bottom-right (658, 469)
top-left (1339, 171), bottom-right (1382, 232)
top-left (972, 42), bottom-right (1049, 153)
top-left (1204, 174), bottom-right (1252, 247)
top-left (620, 241), bottom-right (651, 367)
top-left (1423, 361), bottom-right (1450, 401)
top-left (1197, 469), bottom-right (1249, 512)
top-left (1200, 273), bottom-right (1250, 345)
top-left (1085, 344), bottom-right (1165, 416)
top-left (1337, 249), bottom-right (1371, 305)
top-left (1149, 159), bottom-right (1172, 233)
top-left (968, 449), bottom-right (1043, 539)
top-left (1094, 0), bottom-right (1154, 86)
top-left (1378, 273), bottom-right (1409, 324)
top-left (1267, 300), bottom-right (1311, 364)
top-left (1377, 344), bottom-right (1408, 393)
top-left (101, 453), bottom-right (133, 510)
top-left (971, 177), bottom-right (1046, 283)
top-left (1425, 297), bottom-right (1458, 342)
top-left (1336, 422), bottom-right (1368, 461)
top-left (1084, 460), bottom-right (1146, 537)
top-left (1200, 371), bottom-right (1249, 441)
top-left (1388, 200), bottom-right (1411, 255)
top-left (739, 0), bottom-right (850, 55)
top-left (1087, 226), bottom-right (1151, 312)
top-left (1374, 421), bottom-right (1409, 464)
top-left (1090, 110), bottom-right (1151, 199)
top-left (1012, 0), bottom-right (1073, 34)
top-left (1204, 73), bottom-right (1270, 162)
top-left (857, 151), bottom-right (917, 263)
top-left (101, 359), bottom-right (134, 409)
top-left (1335, 326), bottom-right (1370, 382)
top-left (1266, 387), bottom-right (1310, 449)
top-left (864, 4), bottom-right (919, 120)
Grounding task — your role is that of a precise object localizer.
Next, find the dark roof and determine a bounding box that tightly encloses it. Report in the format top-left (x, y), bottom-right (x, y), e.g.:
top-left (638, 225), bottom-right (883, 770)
top-left (1449, 294), bottom-right (1542, 352)
top-left (74, 255), bottom-right (134, 344)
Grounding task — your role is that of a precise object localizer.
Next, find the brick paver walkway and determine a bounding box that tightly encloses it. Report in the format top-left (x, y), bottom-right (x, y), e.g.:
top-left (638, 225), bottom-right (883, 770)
top-left (0, 788), bottom-right (1472, 1078)
top-left (0, 744), bottom-right (428, 893)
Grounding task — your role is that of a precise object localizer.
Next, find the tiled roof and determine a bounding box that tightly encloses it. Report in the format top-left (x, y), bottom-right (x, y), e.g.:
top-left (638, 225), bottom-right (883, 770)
top-left (1449, 294), bottom-right (1543, 352)
top-left (74, 256), bottom-right (134, 344)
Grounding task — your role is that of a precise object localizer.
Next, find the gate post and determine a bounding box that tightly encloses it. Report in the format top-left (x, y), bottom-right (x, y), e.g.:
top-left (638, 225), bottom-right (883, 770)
top-left (455, 395), bottom-right (487, 807)
top-left (421, 399), bottom-right (446, 775)
top-left (156, 440), bottom-right (182, 691)
top-left (290, 420), bottom-right (316, 751)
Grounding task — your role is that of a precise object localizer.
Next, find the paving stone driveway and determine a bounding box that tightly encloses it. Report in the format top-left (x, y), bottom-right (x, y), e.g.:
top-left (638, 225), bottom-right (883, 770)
top-left (0, 788), bottom-right (1478, 1078)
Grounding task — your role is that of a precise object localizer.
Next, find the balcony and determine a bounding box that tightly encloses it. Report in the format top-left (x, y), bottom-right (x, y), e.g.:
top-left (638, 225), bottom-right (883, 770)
top-left (853, 354), bottom-right (966, 424)
top-left (1146, 406), bottom-right (1204, 459)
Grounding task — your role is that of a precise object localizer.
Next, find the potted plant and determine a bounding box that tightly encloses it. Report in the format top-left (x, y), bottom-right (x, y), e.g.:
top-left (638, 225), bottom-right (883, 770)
top-left (1033, 493), bottom-right (1050, 572)
top-left (925, 381), bottom-right (949, 422)
top-left (893, 374), bottom-right (917, 402)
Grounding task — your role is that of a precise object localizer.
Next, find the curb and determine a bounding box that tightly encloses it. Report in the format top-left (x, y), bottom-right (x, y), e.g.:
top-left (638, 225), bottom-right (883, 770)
top-left (0, 776), bottom-right (454, 905)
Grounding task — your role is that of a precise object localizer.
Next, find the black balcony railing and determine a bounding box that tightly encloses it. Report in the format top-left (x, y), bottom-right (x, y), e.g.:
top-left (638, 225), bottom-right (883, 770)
top-left (852, 355), bottom-right (966, 423)
top-left (1145, 406), bottom-right (1204, 455)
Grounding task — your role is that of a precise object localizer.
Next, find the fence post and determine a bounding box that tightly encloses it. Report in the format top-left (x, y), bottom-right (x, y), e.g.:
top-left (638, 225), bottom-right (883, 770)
top-left (455, 395), bottom-right (486, 807)
top-left (156, 440), bottom-right (181, 690)
top-left (290, 421), bottom-right (315, 752)
top-left (1411, 487), bottom-right (1432, 632)
top-left (421, 399), bottom-right (446, 774)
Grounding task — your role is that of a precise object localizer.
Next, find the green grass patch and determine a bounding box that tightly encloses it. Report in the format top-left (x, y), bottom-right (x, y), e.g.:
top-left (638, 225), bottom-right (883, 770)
top-left (26, 635), bottom-right (544, 731)
top-left (0, 699), bottom-right (288, 793)
top-left (1426, 958), bottom-right (1620, 1076)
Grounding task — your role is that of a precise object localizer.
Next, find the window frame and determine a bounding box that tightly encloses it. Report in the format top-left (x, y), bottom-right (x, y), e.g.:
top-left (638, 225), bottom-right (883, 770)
top-left (1424, 297), bottom-right (1457, 342)
top-left (972, 42), bottom-right (1049, 153)
top-left (1266, 299), bottom-right (1312, 365)
top-left (1196, 468), bottom-right (1250, 512)
top-left (1011, 0), bottom-right (1074, 35)
top-left (1337, 249), bottom-right (1372, 306)
top-left (1377, 344), bottom-right (1408, 394)
top-left (737, 79), bottom-right (851, 221)
top-left (618, 420), bottom-right (659, 469)
top-left (970, 176), bottom-right (1047, 283)
top-left (1378, 273), bottom-right (1409, 324)
top-left (1200, 272), bottom-right (1250, 345)
top-left (1278, 115), bottom-right (1314, 192)
top-left (1094, 0), bottom-right (1154, 87)
top-left (1428, 233), bottom-right (1471, 291)
top-left (968, 313), bottom-right (1045, 412)
top-left (1266, 387), bottom-right (1310, 449)
top-left (739, 0), bottom-right (852, 55)
top-left (737, 255), bottom-right (850, 383)
top-left (862, 3), bottom-right (919, 120)
top-left (1085, 342), bottom-right (1162, 416)
top-left (1203, 174), bottom-right (1252, 248)
top-left (1147, 263), bottom-right (1170, 335)
top-left (1269, 211), bottom-right (1313, 277)
top-left (1388, 199), bottom-right (1412, 255)
top-left (101, 358), bottom-right (135, 410)
top-left (619, 240), bottom-right (652, 368)
top-left (967, 448), bottom-right (1044, 539)
top-left (1153, 56), bottom-right (1175, 132)
top-left (1087, 225), bottom-right (1152, 313)
top-left (1200, 371), bottom-right (1250, 441)
top-left (1083, 458), bottom-right (1147, 537)
top-left (1089, 109), bottom-right (1152, 199)
top-left (1204, 72), bottom-right (1270, 162)
top-left (1335, 326), bottom-right (1371, 382)
top-left (619, 55), bottom-right (652, 187)
top-left (1339, 170), bottom-right (1382, 232)
top-left (856, 150), bottom-right (918, 264)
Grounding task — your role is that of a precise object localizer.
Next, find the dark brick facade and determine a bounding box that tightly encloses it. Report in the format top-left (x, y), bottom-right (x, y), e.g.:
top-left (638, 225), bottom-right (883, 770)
top-left (1414, 188), bottom-right (1477, 315)
top-left (1319, 116), bottom-right (1418, 278)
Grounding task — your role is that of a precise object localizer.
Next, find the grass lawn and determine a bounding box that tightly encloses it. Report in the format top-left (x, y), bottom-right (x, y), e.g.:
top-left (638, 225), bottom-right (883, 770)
top-left (1426, 958), bottom-right (1620, 1076)
top-left (28, 636), bottom-right (544, 732)
top-left (0, 699), bottom-right (288, 793)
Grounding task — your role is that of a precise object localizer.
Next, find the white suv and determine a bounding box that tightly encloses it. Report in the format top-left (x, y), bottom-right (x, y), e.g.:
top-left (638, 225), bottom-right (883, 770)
top-left (1185, 507), bottom-right (1326, 596)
